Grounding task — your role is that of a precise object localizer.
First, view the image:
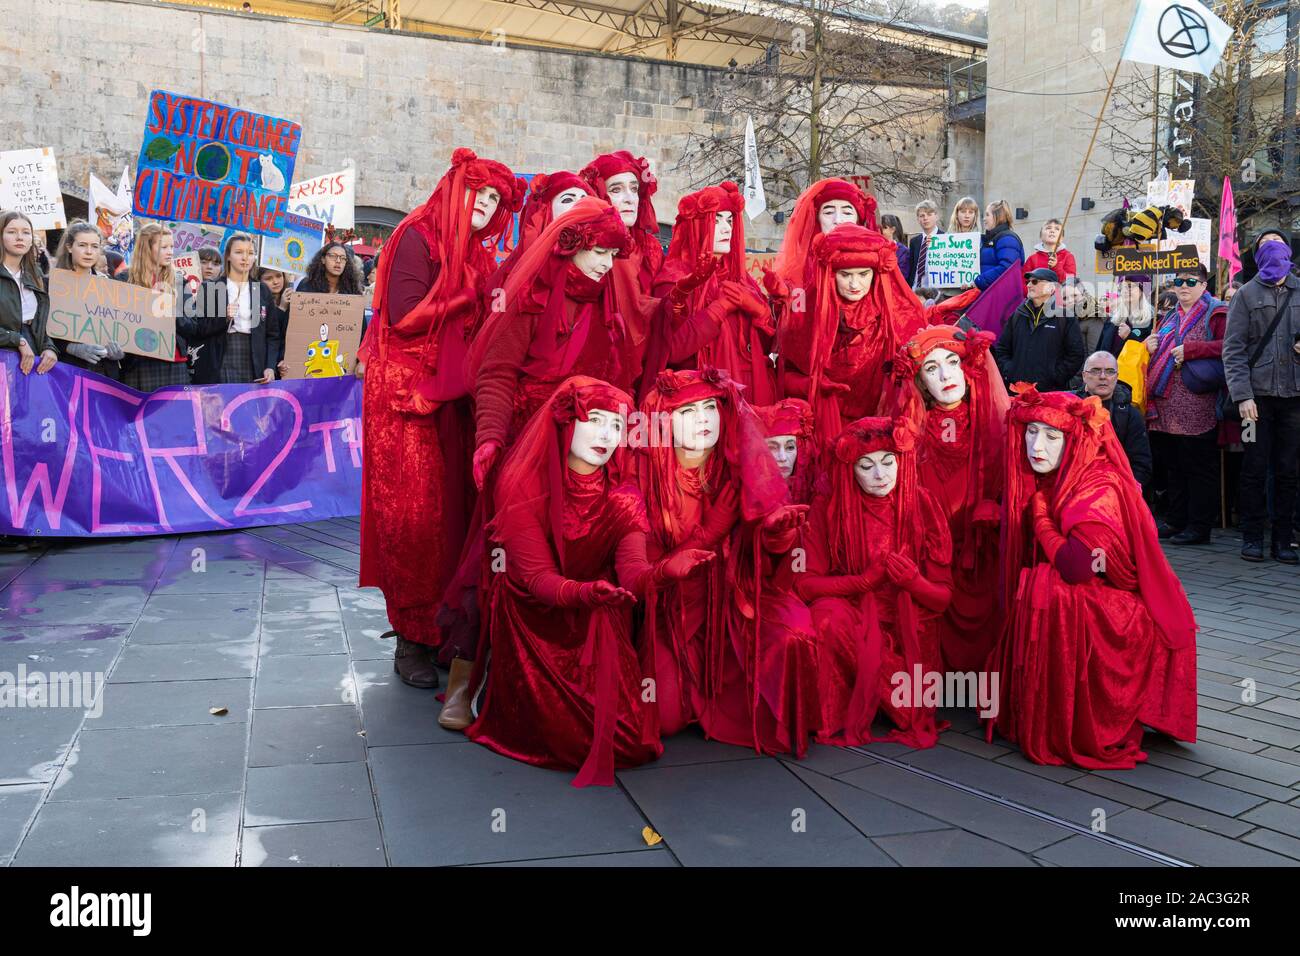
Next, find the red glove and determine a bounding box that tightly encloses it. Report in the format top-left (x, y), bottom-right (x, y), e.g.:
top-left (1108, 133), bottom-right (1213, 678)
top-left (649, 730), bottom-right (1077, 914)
top-left (761, 266), bottom-right (789, 304)
top-left (674, 252), bottom-right (717, 300)
top-left (852, 564), bottom-right (887, 593)
top-left (653, 548), bottom-right (715, 583)
top-left (820, 378), bottom-right (852, 396)
top-left (695, 483), bottom-right (740, 546)
top-left (1030, 491), bottom-right (1066, 562)
top-left (445, 287), bottom-right (478, 320)
top-left (578, 580), bottom-right (637, 608)
top-left (762, 504), bottom-right (809, 536)
top-left (473, 441), bottom-right (502, 492)
top-left (884, 552), bottom-right (920, 587)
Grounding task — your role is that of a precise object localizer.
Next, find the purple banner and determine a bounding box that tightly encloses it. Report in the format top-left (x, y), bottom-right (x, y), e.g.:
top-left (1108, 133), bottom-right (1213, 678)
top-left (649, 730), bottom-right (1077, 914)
top-left (0, 351), bottom-right (361, 537)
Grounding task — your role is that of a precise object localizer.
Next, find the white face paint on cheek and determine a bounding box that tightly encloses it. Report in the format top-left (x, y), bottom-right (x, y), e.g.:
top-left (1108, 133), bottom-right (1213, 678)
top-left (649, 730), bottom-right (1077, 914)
top-left (673, 401), bottom-right (721, 452)
top-left (855, 454), bottom-right (898, 496)
top-left (550, 188), bottom-right (585, 219)
top-left (921, 349), bottom-right (966, 404)
top-left (767, 435), bottom-right (797, 479)
top-left (570, 415), bottom-right (620, 468)
top-left (1025, 423), bottom-right (1065, 474)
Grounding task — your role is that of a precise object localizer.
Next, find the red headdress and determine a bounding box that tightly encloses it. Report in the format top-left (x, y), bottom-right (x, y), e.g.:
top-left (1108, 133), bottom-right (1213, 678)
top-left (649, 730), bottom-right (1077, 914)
top-left (753, 398), bottom-right (816, 505)
top-left (360, 148), bottom-right (525, 389)
top-left (772, 178), bottom-right (879, 286)
top-left (466, 197), bottom-right (633, 386)
top-left (662, 181), bottom-right (748, 297)
top-left (783, 224), bottom-right (925, 410)
top-left (638, 366), bottom-right (788, 548)
top-left (580, 151), bottom-right (659, 235)
top-left (1002, 385), bottom-right (1196, 650)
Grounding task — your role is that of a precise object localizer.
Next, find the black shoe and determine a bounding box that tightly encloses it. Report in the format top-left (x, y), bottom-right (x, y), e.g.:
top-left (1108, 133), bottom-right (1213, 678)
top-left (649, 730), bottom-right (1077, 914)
top-left (1169, 529), bottom-right (1211, 545)
top-left (1241, 540), bottom-right (1265, 562)
top-left (1156, 523), bottom-right (1180, 540)
top-left (1271, 543), bottom-right (1299, 565)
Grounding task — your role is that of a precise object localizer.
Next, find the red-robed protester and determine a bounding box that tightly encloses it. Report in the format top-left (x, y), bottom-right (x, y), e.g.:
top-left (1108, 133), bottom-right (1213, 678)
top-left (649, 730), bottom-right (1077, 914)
top-left (643, 182), bottom-right (777, 405)
top-left (469, 197), bottom-right (642, 491)
top-left (754, 398), bottom-right (817, 505)
top-left (779, 224), bottom-right (927, 442)
top-left (894, 325), bottom-right (1009, 674)
top-left (796, 417), bottom-right (954, 748)
top-left (987, 385), bottom-right (1198, 769)
top-left (768, 177), bottom-right (878, 295)
top-left (483, 171), bottom-right (594, 296)
top-left (465, 377), bottom-right (712, 786)
top-left (636, 367), bottom-right (814, 753)
top-left (357, 148), bottom-right (524, 690)
top-left (580, 150), bottom-right (664, 296)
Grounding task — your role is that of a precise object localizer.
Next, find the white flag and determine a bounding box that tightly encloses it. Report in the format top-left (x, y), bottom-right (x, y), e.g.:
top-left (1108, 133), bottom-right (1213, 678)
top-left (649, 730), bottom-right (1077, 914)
top-left (1121, 0), bottom-right (1231, 77)
top-left (743, 116), bottom-right (766, 220)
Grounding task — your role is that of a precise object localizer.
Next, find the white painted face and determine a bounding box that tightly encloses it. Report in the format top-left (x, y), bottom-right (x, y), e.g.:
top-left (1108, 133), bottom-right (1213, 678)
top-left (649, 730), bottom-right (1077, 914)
top-left (920, 347), bottom-right (966, 405)
top-left (571, 246), bottom-right (617, 281)
top-left (818, 200), bottom-right (859, 233)
top-left (470, 186), bottom-right (501, 230)
top-left (835, 267), bottom-right (874, 302)
top-left (1024, 420), bottom-right (1065, 474)
top-left (604, 172), bottom-right (641, 226)
top-left (672, 398), bottom-right (722, 452)
top-left (550, 187), bottom-right (586, 219)
top-left (569, 407), bottom-right (626, 470)
top-left (855, 451), bottom-right (898, 497)
top-left (765, 434), bottom-right (798, 479)
top-left (713, 210), bottom-right (733, 254)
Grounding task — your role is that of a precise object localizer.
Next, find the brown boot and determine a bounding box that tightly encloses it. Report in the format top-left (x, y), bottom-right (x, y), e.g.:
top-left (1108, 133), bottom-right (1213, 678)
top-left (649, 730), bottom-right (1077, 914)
top-left (393, 637), bottom-right (439, 689)
top-left (438, 657), bottom-right (476, 731)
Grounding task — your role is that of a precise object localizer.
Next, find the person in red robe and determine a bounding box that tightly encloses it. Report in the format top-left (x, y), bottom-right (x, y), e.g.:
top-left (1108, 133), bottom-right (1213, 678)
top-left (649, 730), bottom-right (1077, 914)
top-left (642, 181), bottom-right (776, 405)
top-left (795, 416), bottom-right (954, 748)
top-left (767, 177), bottom-right (878, 296)
top-left (482, 170), bottom-right (594, 298)
top-left (580, 150), bottom-right (664, 295)
top-left (987, 385), bottom-right (1198, 769)
top-left (754, 398), bottom-right (816, 505)
top-left (358, 148), bottom-right (524, 691)
top-left (893, 325), bottom-right (1009, 674)
top-left (778, 224), bottom-right (927, 442)
top-left (465, 376), bottom-right (713, 785)
top-left (636, 367), bottom-right (814, 754)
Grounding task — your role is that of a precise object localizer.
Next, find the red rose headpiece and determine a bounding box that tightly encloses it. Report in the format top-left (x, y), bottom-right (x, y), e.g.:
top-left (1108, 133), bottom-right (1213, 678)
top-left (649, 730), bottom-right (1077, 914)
top-left (580, 151), bottom-right (658, 234)
top-left (754, 398), bottom-right (814, 440)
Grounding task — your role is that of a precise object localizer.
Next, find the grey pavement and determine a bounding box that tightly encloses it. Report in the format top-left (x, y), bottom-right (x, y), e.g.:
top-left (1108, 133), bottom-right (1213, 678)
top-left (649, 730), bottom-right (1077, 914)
top-left (1, 521), bottom-right (1298, 866)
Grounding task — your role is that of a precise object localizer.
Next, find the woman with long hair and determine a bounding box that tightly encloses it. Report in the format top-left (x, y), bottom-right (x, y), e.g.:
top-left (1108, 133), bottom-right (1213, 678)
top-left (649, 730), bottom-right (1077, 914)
top-left (580, 150), bottom-right (663, 296)
top-left (879, 213), bottom-right (912, 284)
top-left (947, 196), bottom-right (980, 234)
top-left (974, 200), bottom-right (1025, 292)
top-left (297, 241), bottom-right (365, 295)
top-left (120, 222), bottom-right (191, 391)
top-left (51, 221), bottom-right (125, 379)
top-left (185, 233), bottom-right (282, 385)
top-left (987, 385), bottom-right (1197, 768)
top-left (0, 210), bottom-right (58, 377)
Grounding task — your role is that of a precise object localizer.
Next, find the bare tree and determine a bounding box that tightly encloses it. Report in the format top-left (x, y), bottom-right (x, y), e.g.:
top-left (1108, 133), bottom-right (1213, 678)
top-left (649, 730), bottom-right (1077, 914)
top-left (676, 0), bottom-right (961, 213)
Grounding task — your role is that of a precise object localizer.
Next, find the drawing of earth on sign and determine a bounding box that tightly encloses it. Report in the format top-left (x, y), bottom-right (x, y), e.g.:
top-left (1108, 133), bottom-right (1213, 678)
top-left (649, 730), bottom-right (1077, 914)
top-left (195, 143), bottom-right (231, 182)
top-left (304, 322), bottom-right (346, 378)
top-left (135, 327), bottom-right (160, 353)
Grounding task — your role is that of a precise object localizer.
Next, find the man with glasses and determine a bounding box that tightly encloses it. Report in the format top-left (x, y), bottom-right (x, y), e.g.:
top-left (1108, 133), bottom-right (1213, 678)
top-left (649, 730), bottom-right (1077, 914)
top-left (1145, 263), bottom-right (1227, 547)
top-left (1223, 230), bottom-right (1300, 563)
top-left (992, 265), bottom-right (1084, 391)
top-left (1076, 350), bottom-right (1152, 486)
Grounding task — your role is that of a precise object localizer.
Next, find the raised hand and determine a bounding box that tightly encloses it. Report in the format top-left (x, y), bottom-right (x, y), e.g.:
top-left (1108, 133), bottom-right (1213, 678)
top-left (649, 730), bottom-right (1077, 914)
top-left (675, 252), bottom-right (717, 298)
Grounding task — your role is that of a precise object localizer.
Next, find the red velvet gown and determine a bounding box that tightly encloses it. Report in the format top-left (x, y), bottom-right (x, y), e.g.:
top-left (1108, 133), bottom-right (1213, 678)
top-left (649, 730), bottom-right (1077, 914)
top-left (990, 468), bottom-right (1198, 769)
top-left (798, 489), bottom-right (953, 747)
top-left (917, 403), bottom-right (1002, 673)
top-left (359, 225), bottom-right (480, 645)
top-left (466, 469), bottom-right (663, 779)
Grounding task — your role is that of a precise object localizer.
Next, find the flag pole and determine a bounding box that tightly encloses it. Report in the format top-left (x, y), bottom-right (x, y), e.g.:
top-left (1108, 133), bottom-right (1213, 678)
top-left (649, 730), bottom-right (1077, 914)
top-left (1051, 55), bottom-right (1125, 260)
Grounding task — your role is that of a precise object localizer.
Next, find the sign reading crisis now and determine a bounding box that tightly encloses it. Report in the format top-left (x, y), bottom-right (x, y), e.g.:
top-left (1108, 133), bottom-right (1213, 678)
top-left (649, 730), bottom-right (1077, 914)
top-left (1113, 244), bottom-right (1202, 276)
top-left (133, 90), bottom-right (302, 236)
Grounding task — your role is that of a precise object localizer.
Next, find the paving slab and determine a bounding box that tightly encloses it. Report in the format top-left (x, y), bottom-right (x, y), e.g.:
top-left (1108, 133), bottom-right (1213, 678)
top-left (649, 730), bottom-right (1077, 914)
top-left (241, 818), bottom-right (386, 867)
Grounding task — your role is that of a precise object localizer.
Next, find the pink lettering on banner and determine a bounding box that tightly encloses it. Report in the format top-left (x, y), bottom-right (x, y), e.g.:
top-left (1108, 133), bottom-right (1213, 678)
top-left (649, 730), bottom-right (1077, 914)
top-left (308, 417), bottom-right (363, 473)
top-left (0, 364), bottom-right (79, 531)
top-left (81, 378), bottom-right (153, 534)
top-left (221, 388), bottom-right (312, 515)
top-left (135, 390), bottom-right (231, 530)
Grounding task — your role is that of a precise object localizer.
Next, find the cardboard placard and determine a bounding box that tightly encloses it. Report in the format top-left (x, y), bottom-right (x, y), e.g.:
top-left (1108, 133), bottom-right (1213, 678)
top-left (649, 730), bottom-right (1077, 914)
top-left (283, 293), bottom-right (364, 379)
top-left (46, 269), bottom-right (182, 361)
top-left (261, 211), bottom-right (324, 276)
top-left (921, 232), bottom-right (980, 288)
top-left (1113, 244), bottom-right (1202, 277)
top-left (133, 90), bottom-right (302, 236)
top-left (287, 168), bottom-right (355, 229)
top-left (0, 148), bottom-right (66, 230)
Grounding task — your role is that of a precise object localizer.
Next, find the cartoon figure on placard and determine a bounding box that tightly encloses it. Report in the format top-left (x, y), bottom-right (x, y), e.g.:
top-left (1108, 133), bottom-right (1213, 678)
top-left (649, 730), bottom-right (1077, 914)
top-left (304, 322), bottom-right (346, 377)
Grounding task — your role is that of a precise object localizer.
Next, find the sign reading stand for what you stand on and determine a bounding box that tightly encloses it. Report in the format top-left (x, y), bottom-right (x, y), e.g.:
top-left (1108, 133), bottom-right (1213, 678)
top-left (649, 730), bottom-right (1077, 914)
top-left (133, 90), bottom-right (302, 237)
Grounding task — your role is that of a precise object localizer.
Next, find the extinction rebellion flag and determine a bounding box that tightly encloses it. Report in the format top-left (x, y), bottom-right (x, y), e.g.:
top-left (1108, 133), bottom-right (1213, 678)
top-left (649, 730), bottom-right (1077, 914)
top-left (1121, 0), bottom-right (1231, 77)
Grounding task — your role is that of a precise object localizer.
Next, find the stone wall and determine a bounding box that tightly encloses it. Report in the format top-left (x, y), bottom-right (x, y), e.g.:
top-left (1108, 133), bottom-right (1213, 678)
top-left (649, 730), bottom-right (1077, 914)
top-left (3, 0), bottom-right (976, 248)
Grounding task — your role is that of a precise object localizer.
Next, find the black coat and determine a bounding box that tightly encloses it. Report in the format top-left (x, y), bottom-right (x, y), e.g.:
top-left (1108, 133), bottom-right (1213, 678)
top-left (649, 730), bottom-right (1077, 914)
top-left (1096, 318), bottom-right (1154, 357)
top-left (1075, 381), bottom-right (1152, 486)
top-left (993, 297), bottom-right (1085, 391)
top-left (186, 279), bottom-right (284, 385)
top-left (0, 264), bottom-right (55, 355)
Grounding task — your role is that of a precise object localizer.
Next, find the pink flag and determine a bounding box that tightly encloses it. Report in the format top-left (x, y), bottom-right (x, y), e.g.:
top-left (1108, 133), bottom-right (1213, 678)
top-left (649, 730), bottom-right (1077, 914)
top-left (1219, 176), bottom-right (1242, 278)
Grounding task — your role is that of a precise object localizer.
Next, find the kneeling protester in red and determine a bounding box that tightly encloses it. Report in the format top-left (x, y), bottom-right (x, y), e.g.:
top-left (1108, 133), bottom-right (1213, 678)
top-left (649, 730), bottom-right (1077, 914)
top-left (466, 377), bottom-right (713, 786)
top-left (987, 384), bottom-right (1197, 769)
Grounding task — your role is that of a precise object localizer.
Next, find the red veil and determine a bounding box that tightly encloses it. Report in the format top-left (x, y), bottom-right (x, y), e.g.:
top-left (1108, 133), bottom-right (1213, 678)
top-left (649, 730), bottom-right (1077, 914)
top-left (771, 178), bottom-right (879, 288)
top-left (484, 171), bottom-right (595, 294)
top-left (581, 150), bottom-right (664, 291)
top-left (753, 398), bottom-right (816, 505)
top-left (359, 148), bottom-right (524, 409)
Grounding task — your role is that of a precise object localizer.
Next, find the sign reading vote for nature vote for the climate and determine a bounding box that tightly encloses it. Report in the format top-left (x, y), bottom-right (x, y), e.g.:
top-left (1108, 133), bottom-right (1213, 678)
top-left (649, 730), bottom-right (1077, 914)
top-left (46, 269), bottom-right (182, 362)
top-left (922, 232), bottom-right (980, 289)
top-left (133, 90), bottom-right (302, 236)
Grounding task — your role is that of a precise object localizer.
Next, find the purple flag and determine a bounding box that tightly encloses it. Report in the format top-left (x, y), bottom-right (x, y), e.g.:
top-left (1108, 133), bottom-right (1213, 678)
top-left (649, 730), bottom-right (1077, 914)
top-left (0, 352), bottom-right (361, 537)
top-left (1218, 176), bottom-right (1242, 278)
top-left (962, 259), bottom-right (1026, 339)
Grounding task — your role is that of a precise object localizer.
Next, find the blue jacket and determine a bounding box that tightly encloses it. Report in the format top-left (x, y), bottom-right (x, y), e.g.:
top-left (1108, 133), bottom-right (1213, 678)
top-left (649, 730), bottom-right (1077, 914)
top-left (975, 223), bottom-right (1024, 291)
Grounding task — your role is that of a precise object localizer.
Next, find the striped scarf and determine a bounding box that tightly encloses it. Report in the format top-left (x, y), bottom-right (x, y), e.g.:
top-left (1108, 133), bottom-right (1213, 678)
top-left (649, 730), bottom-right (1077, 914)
top-left (1147, 294), bottom-right (1209, 399)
